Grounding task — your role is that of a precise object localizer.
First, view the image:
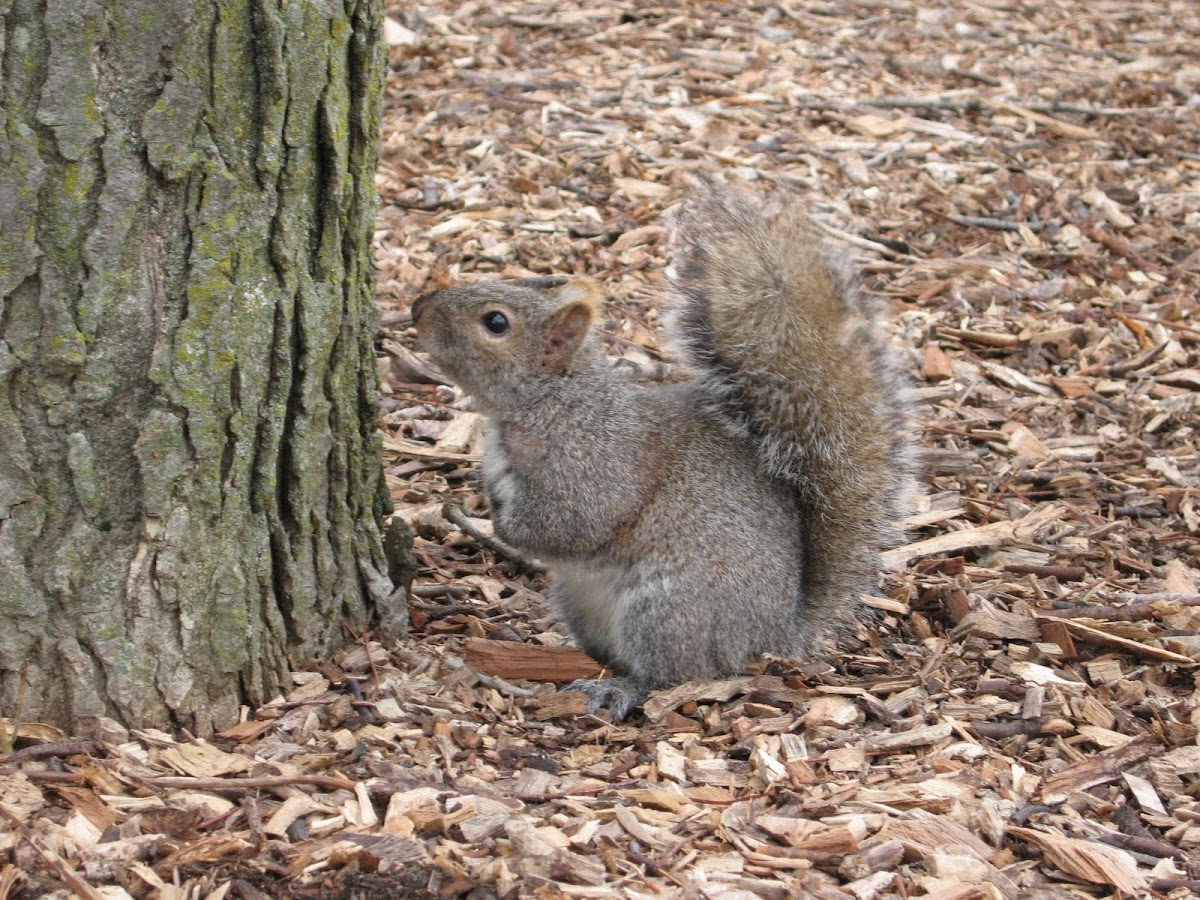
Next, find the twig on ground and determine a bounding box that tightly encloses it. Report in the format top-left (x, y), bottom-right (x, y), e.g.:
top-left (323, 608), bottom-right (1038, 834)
top-left (1040, 593), bottom-right (1200, 622)
top-left (1004, 564), bottom-right (1089, 581)
top-left (947, 213), bottom-right (1042, 233)
top-left (442, 502), bottom-right (547, 573)
top-left (0, 739), bottom-right (97, 767)
top-left (132, 773), bottom-right (358, 792)
top-left (811, 218), bottom-right (909, 260)
top-left (860, 94), bottom-right (980, 113)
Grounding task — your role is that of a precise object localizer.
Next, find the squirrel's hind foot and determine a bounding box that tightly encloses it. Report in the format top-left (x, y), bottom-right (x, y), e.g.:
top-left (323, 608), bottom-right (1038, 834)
top-left (563, 676), bottom-right (651, 721)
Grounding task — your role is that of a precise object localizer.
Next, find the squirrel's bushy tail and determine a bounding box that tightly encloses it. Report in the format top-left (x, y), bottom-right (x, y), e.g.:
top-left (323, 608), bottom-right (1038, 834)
top-left (669, 177), bottom-right (914, 636)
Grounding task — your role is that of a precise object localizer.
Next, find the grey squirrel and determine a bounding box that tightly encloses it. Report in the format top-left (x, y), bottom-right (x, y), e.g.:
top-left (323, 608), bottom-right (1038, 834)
top-left (412, 177), bottom-right (914, 719)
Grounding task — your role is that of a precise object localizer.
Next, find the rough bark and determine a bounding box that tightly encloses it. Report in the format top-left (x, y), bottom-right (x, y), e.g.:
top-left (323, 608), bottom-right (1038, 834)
top-left (0, 0), bottom-right (406, 735)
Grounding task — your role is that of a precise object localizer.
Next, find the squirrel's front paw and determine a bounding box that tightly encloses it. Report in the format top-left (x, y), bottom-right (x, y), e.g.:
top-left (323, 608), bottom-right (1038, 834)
top-left (563, 677), bottom-right (649, 720)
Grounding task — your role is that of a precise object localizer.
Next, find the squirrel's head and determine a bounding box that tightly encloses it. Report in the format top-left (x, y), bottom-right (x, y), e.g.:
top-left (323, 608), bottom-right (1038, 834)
top-left (412, 277), bottom-right (602, 410)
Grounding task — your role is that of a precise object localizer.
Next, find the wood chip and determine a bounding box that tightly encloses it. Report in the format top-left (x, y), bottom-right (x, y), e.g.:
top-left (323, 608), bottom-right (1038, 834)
top-left (463, 638), bottom-right (606, 682)
top-left (1034, 617), bottom-right (1196, 664)
top-left (1040, 734), bottom-right (1161, 803)
top-left (1007, 827), bottom-right (1146, 893)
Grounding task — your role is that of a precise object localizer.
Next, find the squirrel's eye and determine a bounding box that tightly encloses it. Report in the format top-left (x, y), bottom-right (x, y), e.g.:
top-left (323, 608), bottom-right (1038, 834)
top-left (481, 311), bottom-right (509, 335)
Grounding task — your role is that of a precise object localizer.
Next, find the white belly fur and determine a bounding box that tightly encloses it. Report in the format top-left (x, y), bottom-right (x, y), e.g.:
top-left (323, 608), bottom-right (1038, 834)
top-left (482, 429), bottom-right (518, 511)
top-left (552, 562), bottom-right (632, 659)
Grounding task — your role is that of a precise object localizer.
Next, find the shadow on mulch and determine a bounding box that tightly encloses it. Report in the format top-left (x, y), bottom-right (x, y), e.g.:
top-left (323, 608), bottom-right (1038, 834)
top-left (194, 864), bottom-right (487, 900)
top-left (12, 863), bottom-right (493, 900)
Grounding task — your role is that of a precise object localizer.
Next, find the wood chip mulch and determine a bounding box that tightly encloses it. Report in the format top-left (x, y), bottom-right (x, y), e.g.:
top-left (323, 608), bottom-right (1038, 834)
top-left (3, 2), bottom-right (1199, 898)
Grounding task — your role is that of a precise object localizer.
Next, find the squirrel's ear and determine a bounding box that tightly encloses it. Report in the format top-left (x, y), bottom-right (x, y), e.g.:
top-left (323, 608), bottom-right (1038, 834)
top-left (539, 279), bottom-right (600, 372)
top-left (551, 277), bottom-right (601, 308)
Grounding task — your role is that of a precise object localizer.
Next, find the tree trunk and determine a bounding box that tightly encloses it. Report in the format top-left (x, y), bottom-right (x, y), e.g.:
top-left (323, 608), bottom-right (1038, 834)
top-left (0, 0), bottom-right (406, 736)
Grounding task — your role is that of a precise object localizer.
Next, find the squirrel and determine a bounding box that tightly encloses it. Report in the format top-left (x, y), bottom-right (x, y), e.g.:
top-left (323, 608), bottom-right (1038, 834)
top-left (411, 177), bottom-right (914, 719)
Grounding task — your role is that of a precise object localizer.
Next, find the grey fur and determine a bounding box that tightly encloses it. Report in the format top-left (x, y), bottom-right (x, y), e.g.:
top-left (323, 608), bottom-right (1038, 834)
top-left (413, 179), bottom-right (914, 719)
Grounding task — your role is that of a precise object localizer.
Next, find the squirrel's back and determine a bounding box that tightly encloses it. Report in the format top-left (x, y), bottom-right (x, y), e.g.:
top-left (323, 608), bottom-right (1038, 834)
top-left (669, 178), bottom-right (914, 629)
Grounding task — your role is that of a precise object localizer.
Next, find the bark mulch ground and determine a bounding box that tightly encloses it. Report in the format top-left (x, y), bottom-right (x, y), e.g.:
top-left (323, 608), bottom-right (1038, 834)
top-left (3, 2), bottom-right (1199, 898)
